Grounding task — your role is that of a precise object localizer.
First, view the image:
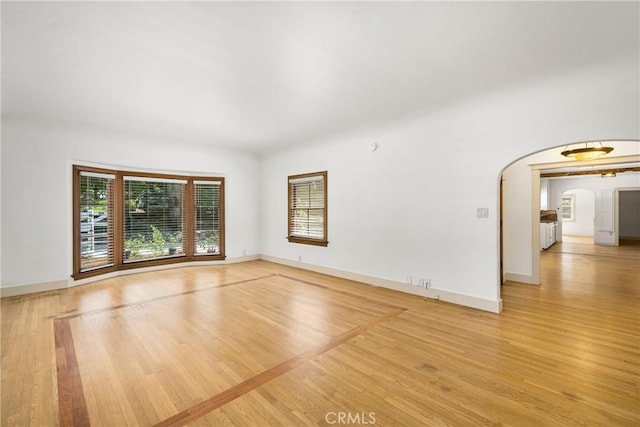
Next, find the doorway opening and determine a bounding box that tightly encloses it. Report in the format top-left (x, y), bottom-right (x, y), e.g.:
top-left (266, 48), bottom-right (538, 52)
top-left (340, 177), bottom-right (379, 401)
top-left (560, 189), bottom-right (595, 244)
top-left (617, 189), bottom-right (640, 247)
top-left (498, 140), bottom-right (640, 306)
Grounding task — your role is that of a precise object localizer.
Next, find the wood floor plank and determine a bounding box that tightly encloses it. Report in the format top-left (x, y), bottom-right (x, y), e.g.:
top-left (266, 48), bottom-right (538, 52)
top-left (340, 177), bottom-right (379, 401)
top-left (54, 318), bottom-right (90, 427)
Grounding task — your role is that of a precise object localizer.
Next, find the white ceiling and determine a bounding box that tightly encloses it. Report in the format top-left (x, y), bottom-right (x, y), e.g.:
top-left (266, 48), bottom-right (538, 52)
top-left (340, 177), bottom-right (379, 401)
top-left (2, 1), bottom-right (638, 153)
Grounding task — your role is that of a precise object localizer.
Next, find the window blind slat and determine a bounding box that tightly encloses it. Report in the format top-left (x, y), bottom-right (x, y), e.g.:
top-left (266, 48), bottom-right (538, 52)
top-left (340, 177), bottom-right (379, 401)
top-left (193, 180), bottom-right (222, 186)
top-left (124, 176), bottom-right (188, 184)
top-left (80, 171), bottom-right (116, 180)
top-left (289, 176), bottom-right (325, 185)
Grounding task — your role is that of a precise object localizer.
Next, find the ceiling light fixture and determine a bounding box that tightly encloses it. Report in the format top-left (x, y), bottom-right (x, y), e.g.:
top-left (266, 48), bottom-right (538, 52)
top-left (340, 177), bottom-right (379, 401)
top-left (601, 172), bottom-right (616, 178)
top-left (561, 142), bottom-right (614, 161)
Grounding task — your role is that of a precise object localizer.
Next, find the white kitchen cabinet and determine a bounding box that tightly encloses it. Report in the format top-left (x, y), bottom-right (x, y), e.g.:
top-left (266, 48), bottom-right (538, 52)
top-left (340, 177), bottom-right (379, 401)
top-left (540, 222), bottom-right (557, 250)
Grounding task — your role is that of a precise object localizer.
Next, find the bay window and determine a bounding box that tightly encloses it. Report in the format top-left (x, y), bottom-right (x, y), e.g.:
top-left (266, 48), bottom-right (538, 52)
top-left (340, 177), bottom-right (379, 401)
top-left (73, 165), bottom-right (225, 279)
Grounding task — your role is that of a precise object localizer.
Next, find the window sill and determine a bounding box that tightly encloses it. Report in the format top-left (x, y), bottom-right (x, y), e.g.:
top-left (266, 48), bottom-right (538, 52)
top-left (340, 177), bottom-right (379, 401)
top-left (72, 254), bottom-right (226, 280)
top-left (287, 236), bottom-right (329, 247)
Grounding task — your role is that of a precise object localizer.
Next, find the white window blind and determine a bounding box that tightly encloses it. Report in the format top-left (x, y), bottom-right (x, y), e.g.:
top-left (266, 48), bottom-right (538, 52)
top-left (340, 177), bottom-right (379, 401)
top-left (80, 171), bottom-right (116, 180)
top-left (123, 176), bottom-right (188, 184)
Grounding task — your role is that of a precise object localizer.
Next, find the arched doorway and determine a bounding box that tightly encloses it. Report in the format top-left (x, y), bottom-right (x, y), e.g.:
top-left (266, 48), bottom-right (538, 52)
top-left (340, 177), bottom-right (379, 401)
top-left (498, 140), bottom-right (640, 304)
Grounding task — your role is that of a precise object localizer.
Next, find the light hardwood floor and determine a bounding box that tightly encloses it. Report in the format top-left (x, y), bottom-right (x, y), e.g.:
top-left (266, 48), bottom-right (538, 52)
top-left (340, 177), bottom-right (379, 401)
top-left (1, 244), bottom-right (639, 426)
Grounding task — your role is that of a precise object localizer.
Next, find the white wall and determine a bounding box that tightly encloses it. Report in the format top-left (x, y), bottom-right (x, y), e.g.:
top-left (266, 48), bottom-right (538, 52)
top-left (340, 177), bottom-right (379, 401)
top-left (262, 55), bottom-right (639, 312)
top-left (1, 119), bottom-right (261, 289)
top-left (619, 190), bottom-right (640, 238)
top-left (561, 189), bottom-right (595, 237)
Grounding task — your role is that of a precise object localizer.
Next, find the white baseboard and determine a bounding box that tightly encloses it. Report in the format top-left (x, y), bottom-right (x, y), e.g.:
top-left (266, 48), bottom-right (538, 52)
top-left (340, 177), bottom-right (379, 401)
top-left (1, 255), bottom-right (261, 297)
top-left (1, 254), bottom-right (502, 313)
top-left (504, 272), bottom-right (540, 285)
top-left (1, 279), bottom-right (68, 297)
top-left (260, 255), bottom-right (502, 313)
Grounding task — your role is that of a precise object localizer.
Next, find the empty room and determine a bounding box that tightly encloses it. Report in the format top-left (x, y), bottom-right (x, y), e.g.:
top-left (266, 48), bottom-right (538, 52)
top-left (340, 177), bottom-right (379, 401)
top-left (1, 1), bottom-right (639, 426)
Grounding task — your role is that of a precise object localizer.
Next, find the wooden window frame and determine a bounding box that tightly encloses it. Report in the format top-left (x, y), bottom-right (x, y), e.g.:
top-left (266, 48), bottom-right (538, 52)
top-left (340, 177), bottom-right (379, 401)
top-left (72, 165), bottom-right (225, 280)
top-left (74, 168), bottom-right (116, 274)
top-left (193, 180), bottom-right (224, 256)
top-left (287, 171), bottom-right (328, 247)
